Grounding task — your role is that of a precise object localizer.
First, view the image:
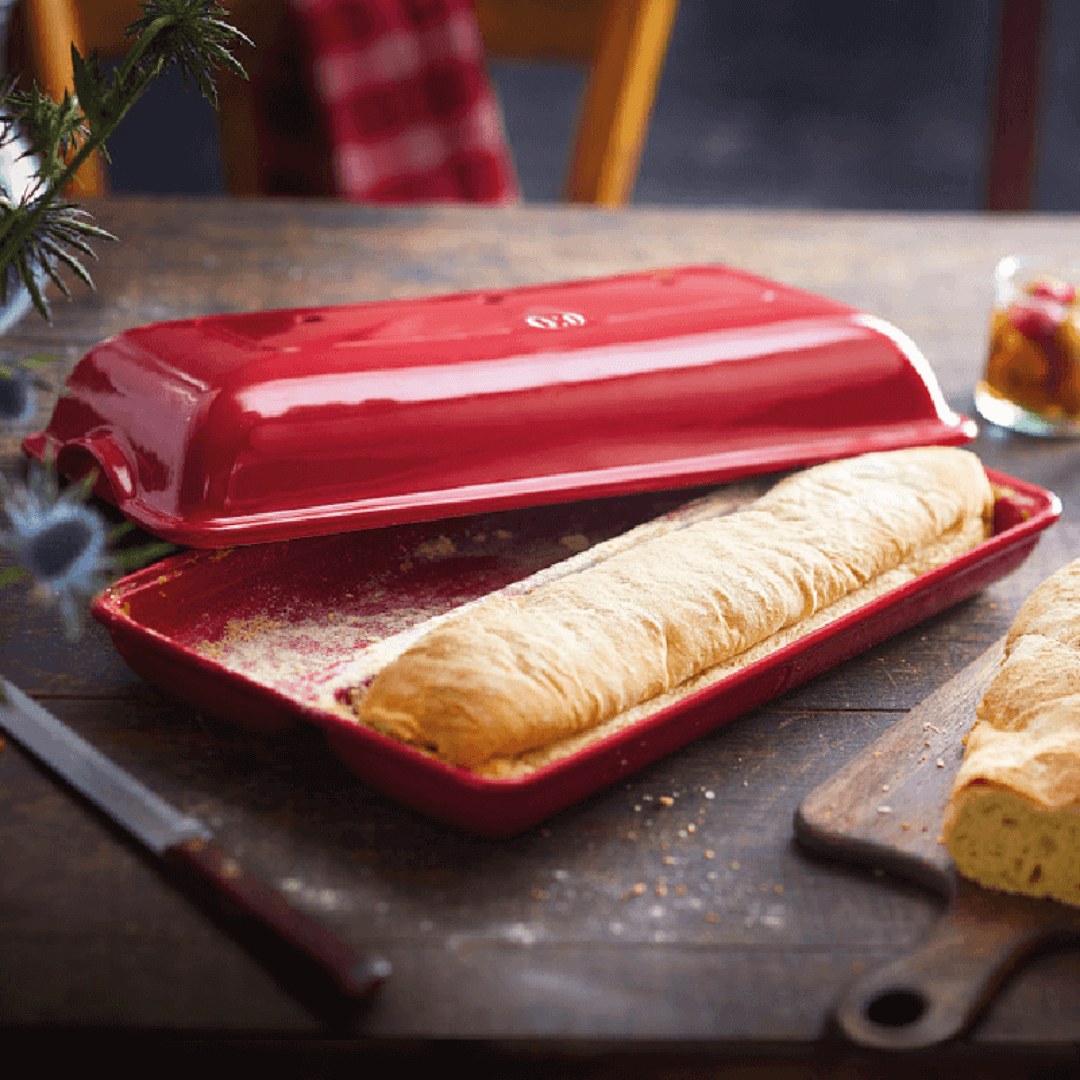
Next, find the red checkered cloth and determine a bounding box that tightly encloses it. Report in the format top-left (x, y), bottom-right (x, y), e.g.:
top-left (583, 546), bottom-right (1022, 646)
top-left (286, 0), bottom-right (519, 203)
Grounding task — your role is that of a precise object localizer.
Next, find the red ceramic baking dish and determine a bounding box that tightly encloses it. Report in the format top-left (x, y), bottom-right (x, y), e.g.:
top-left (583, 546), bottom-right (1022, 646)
top-left (26, 265), bottom-right (975, 547)
top-left (91, 468), bottom-right (1060, 837)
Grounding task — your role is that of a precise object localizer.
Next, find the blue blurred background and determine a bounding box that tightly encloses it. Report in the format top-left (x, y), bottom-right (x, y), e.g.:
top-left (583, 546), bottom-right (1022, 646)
top-left (104, 0), bottom-right (1080, 210)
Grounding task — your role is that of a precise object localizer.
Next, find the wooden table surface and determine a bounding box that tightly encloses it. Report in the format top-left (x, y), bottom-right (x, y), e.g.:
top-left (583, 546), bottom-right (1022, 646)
top-left (3, 197), bottom-right (1080, 1074)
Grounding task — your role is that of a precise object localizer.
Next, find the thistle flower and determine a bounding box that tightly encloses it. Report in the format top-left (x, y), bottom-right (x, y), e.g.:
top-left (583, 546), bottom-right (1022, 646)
top-left (0, 195), bottom-right (114, 320)
top-left (0, 1), bottom-right (233, 634)
top-left (124, 0), bottom-right (251, 110)
top-left (0, 464), bottom-right (111, 637)
top-left (0, 353), bottom-right (59, 430)
top-left (0, 362), bottom-right (33, 425)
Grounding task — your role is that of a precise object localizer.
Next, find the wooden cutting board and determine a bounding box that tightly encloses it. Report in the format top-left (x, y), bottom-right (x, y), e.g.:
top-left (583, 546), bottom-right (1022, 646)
top-left (795, 638), bottom-right (1080, 1050)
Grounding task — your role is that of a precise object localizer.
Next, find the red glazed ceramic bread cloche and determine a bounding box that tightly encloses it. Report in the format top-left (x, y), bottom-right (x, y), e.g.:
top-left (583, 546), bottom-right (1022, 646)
top-left (25, 265), bottom-right (975, 547)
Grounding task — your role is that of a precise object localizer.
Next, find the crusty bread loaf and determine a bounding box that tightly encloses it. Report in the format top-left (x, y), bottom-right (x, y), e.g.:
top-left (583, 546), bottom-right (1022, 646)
top-left (944, 560), bottom-right (1080, 905)
top-left (353, 447), bottom-right (993, 769)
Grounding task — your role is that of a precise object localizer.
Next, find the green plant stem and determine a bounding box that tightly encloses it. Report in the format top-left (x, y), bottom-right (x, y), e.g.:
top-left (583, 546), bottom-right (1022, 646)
top-left (0, 19), bottom-right (171, 281)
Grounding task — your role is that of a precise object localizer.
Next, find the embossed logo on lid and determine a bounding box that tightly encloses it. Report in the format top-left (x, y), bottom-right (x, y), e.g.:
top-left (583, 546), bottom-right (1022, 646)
top-left (524, 312), bottom-right (586, 329)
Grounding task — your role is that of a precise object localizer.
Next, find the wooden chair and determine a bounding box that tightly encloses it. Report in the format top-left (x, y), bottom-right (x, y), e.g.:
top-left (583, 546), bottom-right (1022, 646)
top-left (14, 0), bottom-right (680, 206)
top-left (474, 0), bottom-right (679, 205)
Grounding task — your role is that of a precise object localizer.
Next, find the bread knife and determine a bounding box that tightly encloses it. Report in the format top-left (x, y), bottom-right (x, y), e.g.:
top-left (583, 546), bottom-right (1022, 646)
top-left (0, 677), bottom-right (390, 1005)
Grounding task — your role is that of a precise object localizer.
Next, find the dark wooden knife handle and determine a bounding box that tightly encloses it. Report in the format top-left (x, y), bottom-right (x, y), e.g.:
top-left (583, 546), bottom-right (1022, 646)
top-left (164, 837), bottom-right (390, 1000)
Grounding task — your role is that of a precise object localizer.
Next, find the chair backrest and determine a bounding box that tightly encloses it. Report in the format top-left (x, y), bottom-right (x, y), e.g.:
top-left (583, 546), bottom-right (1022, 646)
top-left (16, 0), bottom-right (678, 206)
top-left (474, 0), bottom-right (679, 205)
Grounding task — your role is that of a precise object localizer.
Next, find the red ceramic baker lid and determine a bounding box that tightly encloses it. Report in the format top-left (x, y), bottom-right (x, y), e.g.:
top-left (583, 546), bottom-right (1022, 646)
top-left (25, 265), bottom-right (976, 548)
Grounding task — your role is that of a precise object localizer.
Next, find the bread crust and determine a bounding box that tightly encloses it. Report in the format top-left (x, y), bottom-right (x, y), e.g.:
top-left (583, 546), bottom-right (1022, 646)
top-left (944, 559), bottom-right (1080, 905)
top-left (354, 447), bottom-right (993, 768)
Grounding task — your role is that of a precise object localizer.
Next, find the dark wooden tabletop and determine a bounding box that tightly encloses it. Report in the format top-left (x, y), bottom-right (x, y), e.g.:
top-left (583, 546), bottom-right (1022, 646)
top-left (3, 197), bottom-right (1080, 1075)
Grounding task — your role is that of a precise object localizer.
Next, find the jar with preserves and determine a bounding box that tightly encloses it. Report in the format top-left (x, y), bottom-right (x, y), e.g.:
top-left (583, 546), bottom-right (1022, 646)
top-left (975, 256), bottom-right (1080, 435)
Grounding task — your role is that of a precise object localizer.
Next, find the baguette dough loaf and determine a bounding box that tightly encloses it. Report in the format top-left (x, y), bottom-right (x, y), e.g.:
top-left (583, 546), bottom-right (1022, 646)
top-left (354, 447), bottom-right (993, 768)
top-left (944, 560), bottom-right (1080, 905)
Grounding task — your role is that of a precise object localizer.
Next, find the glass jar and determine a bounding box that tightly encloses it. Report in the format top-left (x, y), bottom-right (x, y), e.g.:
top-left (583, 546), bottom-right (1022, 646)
top-left (974, 255), bottom-right (1080, 436)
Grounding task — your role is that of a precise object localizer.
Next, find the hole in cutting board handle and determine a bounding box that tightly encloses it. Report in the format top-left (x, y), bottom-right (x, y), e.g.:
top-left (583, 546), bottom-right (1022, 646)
top-left (836, 963), bottom-right (969, 1051)
top-left (863, 987), bottom-right (928, 1028)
